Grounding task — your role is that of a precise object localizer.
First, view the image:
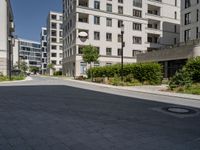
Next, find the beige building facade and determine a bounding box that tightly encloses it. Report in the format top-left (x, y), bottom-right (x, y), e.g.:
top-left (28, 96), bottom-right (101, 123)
top-left (0, 0), bottom-right (14, 76)
top-left (62, 0), bottom-right (181, 77)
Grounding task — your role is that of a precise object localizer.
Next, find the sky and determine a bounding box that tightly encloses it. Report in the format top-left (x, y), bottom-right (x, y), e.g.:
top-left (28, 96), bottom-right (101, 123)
top-left (11, 0), bottom-right (62, 42)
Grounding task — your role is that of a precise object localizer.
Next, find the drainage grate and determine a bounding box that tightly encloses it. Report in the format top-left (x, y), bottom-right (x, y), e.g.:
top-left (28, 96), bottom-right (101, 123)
top-left (163, 107), bottom-right (197, 115)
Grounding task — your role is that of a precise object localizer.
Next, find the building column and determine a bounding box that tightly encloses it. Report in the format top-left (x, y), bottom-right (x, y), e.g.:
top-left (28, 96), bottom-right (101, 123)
top-left (164, 61), bottom-right (168, 79)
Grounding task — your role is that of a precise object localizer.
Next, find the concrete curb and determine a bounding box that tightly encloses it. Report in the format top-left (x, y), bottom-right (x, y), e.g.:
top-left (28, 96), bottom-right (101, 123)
top-left (67, 79), bottom-right (200, 101)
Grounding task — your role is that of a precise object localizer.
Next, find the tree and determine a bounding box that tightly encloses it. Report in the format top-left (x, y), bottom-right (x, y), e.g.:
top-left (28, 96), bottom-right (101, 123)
top-left (47, 63), bottom-right (56, 75)
top-left (82, 45), bottom-right (99, 80)
top-left (19, 61), bottom-right (28, 74)
top-left (29, 66), bottom-right (39, 74)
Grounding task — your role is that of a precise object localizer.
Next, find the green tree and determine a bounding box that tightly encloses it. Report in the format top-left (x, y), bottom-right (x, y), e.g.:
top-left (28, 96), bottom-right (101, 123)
top-left (29, 66), bottom-right (39, 74)
top-left (47, 63), bottom-right (56, 75)
top-left (82, 45), bottom-right (99, 80)
top-left (19, 61), bottom-right (28, 74)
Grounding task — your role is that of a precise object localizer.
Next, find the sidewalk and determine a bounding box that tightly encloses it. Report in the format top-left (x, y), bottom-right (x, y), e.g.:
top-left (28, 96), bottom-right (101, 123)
top-left (67, 79), bottom-right (200, 101)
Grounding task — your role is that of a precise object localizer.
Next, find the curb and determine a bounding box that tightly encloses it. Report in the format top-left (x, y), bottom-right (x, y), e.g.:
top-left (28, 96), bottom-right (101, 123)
top-left (0, 76), bottom-right (32, 84)
top-left (67, 79), bottom-right (200, 101)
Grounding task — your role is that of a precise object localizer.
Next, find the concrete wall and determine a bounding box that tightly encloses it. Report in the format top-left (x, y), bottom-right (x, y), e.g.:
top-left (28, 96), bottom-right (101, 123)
top-left (0, 0), bottom-right (8, 75)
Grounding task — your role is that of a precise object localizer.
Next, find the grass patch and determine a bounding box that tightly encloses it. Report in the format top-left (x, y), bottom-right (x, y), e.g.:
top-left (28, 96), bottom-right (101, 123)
top-left (171, 83), bottom-right (200, 95)
top-left (0, 75), bottom-right (25, 82)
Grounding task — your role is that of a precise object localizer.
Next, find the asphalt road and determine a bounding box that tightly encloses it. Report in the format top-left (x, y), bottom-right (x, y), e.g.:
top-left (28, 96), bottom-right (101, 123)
top-left (0, 76), bottom-right (199, 150)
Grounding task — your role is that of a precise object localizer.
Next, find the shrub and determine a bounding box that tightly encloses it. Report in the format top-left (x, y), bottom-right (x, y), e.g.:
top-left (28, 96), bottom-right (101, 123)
top-left (185, 56), bottom-right (200, 83)
top-left (53, 71), bottom-right (62, 76)
top-left (87, 62), bottom-right (163, 85)
top-left (169, 69), bottom-right (192, 90)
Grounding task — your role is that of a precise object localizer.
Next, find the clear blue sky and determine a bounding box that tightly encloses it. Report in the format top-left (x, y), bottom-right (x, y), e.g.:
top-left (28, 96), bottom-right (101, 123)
top-left (11, 0), bottom-right (62, 42)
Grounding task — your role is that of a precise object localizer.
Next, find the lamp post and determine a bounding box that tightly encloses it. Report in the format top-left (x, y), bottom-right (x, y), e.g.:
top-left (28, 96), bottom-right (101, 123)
top-left (77, 31), bottom-right (88, 78)
top-left (8, 36), bottom-right (15, 80)
top-left (121, 24), bottom-right (125, 81)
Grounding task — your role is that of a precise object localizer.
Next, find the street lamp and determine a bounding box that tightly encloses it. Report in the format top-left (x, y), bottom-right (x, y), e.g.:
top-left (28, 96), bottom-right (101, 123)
top-left (121, 24), bottom-right (125, 81)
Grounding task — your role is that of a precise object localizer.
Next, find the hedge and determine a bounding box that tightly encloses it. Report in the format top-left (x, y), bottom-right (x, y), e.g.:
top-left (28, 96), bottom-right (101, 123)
top-left (88, 63), bottom-right (163, 85)
top-left (53, 71), bottom-right (62, 76)
top-left (185, 56), bottom-right (200, 83)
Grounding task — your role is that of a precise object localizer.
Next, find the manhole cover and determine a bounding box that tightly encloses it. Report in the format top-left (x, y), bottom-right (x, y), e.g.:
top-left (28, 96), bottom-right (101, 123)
top-left (163, 107), bottom-right (197, 115)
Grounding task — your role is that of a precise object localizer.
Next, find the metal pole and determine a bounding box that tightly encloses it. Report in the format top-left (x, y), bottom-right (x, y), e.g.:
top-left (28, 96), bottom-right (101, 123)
top-left (121, 30), bottom-right (124, 81)
top-left (8, 40), bottom-right (12, 80)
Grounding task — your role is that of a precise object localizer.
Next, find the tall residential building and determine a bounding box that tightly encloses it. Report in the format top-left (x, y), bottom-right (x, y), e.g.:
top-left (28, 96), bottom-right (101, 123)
top-left (180, 0), bottom-right (200, 42)
top-left (46, 11), bottom-right (63, 75)
top-left (62, 0), bottom-right (180, 77)
top-left (138, 0), bottom-right (200, 78)
top-left (0, 0), bottom-right (15, 75)
top-left (17, 39), bottom-right (41, 69)
top-left (40, 27), bottom-right (48, 74)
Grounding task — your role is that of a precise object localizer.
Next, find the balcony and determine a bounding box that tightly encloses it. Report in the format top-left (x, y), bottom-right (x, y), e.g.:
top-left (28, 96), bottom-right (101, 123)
top-left (147, 4), bottom-right (161, 16)
top-left (78, 0), bottom-right (88, 7)
top-left (147, 33), bottom-right (161, 49)
top-left (146, 19), bottom-right (162, 34)
top-left (78, 13), bottom-right (89, 23)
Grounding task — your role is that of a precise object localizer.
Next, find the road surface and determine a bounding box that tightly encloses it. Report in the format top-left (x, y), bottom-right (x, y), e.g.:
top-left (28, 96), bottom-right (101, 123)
top-left (0, 76), bottom-right (199, 150)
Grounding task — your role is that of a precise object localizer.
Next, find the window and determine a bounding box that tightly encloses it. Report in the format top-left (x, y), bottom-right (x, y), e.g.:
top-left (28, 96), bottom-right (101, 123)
top-left (174, 25), bottom-right (177, 33)
top-left (106, 48), bottom-right (112, 56)
top-left (106, 18), bottom-right (112, 27)
top-left (133, 9), bottom-right (142, 17)
top-left (175, 0), bottom-right (177, 6)
top-left (51, 15), bottom-right (57, 20)
top-left (174, 38), bottom-right (177, 45)
top-left (94, 16), bottom-right (100, 25)
top-left (118, 20), bottom-right (123, 28)
top-left (196, 27), bottom-right (199, 39)
top-left (107, 3), bottom-right (112, 12)
top-left (51, 30), bottom-right (57, 36)
top-left (60, 53), bottom-right (63, 58)
top-left (133, 23), bottom-right (142, 31)
top-left (184, 29), bottom-right (191, 42)
top-left (132, 50), bottom-right (141, 57)
top-left (174, 11), bottom-right (177, 19)
top-left (51, 61), bottom-right (56, 65)
top-left (94, 31), bottom-right (100, 40)
top-left (118, 34), bottom-right (122, 42)
top-left (51, 38), bottom-right (57, 43)
top-left (51, 45), bottom-right (57, 50)
top-left (51, 53), bottom-right (57, 57)
top-left (106, 33), bottom-right (112, 41)
top-left (185, 0), bottom-right (191, 8)
top-left (185, 12), bottom-right (191, 25)
top-left (51, 23), bottom-right (57, 29)
top-left (133, 0), bottom-right (142, 8)
top-left (118, 49), bottom-right (122, 56)
top-left (118, 6), bottom-right (123, 14)
top-left (197, 9), bottom-right (199, 22)
top-left (94, 1), bottom-right (100, 9)
top-left (133, 36), bottom-right (142, 44)
top-left (118, 0), bottom-right (123, 3)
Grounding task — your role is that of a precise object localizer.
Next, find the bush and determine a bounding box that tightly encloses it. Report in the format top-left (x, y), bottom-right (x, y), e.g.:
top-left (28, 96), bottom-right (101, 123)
top-left (87, 62), bottom-right (163, 85)
top-left (169, 69), bottom-right (192, 90)
top-left (185, 56), bottom-right (200, 83)
top-left (53, 71), bottom-right (62, 76)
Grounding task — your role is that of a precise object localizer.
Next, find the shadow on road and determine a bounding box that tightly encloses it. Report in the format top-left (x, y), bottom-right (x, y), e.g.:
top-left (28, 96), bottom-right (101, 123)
top-left (0, 85), bottom-right (199, 150)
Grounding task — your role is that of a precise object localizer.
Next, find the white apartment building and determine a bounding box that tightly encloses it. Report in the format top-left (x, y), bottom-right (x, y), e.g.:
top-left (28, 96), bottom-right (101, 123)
top-left (138, 0), bottom-right (200, 78)
top-left (0, 0), bottom-right (15, 76)
top-left (16, 39), bottom-right (41, 69)
top-left (62, 0), bottom-right (180, 77)
top-left (46, 11), bottom-right (63, 75)
top-left (40, 27), bottom-right (48, 74)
